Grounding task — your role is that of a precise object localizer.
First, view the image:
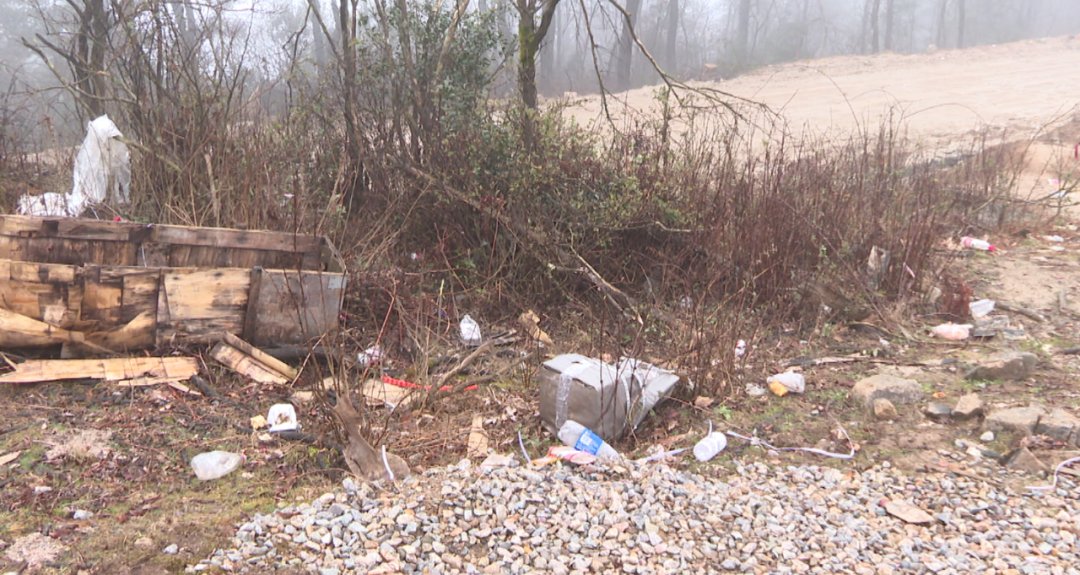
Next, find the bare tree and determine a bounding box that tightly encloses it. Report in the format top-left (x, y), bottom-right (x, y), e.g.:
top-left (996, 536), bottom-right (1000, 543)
top-left (664, 0), bottom-right (679, 75)
top-left (612, 0), bottom-right (641, 90)
top-left (514, 0), bottom-right (560, 111)
top-left (883, 0), bottom-right (895, 51)
top-left (736, 0), bottom-right (752, 68)
top-left (956, 0), bottom-right (966, 48)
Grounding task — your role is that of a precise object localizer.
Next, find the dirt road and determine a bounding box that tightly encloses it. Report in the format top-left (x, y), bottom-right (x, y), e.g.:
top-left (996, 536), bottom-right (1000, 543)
top-left (568, 36), bottom-right (1080, 153)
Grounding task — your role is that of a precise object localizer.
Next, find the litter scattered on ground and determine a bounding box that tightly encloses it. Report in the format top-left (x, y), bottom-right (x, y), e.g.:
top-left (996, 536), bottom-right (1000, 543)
top-left (930, 323), bottom-right (972, 340)
top-left (734, 339), bottom-right (747, 357)
top-left (969, 298), bottom-right (995, 318)
top-left (767, 371), bottom-right (806, 396)
top-left (356, 345), bottom-right (382, 368)
top-left (540, 353), bottom-right (679, 442)
top-left (18, 115), bottom-right (130, 217)
top-left (190, 451), bottom-right (244, 481)
top-left (0, 450), bottom-right (21, 466)
top-left (459, 314), bottom-right (483, 347)
top-left (745, 383), bottom-right (767, 397)
top-left (266, 404), bottom-right (298, 433)
top-left (960, 236), bottom-right (996, 252)
top-left (727, 426), bottom-right (856, 460)
top-left (557, 420), bottom-right (622, 462)
top-left (693, 424), bottom-right (728, 462)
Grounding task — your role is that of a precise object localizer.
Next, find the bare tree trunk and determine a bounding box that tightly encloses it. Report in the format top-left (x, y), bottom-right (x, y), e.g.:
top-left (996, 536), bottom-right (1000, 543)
top-left (540, 1), bottom-right (557, 94)
top-left (338, 0), bottom-right (364, 209)
top-left (736, 0), bottom-right (752, 68)
top-left (935, 0), bottom-right (948, 48)
top-left (514, 0), bottom-right (560, 148)
top-left (869, 0), bottom-right (881, 53)
top-left (664, 0), bottom-right (679, 73)
top-left (613, 0), bottom-right (642, 91)
top-left (956, 0), bottom-right (965, 48)
top-left (883, 0), bottom-right (894, 51)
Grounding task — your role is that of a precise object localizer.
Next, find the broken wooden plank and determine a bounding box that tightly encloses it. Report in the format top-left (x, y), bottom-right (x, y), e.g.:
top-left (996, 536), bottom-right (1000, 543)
top-left (222, 332), bottom-right (298, 379)
top-left (210, 342), bottom-right (289, 385)
top-left (0, 356), bottom-right (199, 385)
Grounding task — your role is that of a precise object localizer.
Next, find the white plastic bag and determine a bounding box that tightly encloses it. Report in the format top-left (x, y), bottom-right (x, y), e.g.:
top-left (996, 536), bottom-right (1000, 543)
top-left (17, 115), bottom-right (131, 217)
top-left (459, 314), bottom-right (482, 347)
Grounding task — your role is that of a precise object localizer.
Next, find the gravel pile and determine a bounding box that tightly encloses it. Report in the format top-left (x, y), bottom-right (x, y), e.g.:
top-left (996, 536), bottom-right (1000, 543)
top-left (188, 460), bottom-right (1079, 574)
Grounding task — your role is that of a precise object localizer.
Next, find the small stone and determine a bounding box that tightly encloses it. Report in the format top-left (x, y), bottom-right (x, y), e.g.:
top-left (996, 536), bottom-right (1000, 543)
top-left (884, 500), bottom-right (933, 524)
top-left (985, 406), bottom-right (1046, 435)
top-left (721, 558), bottom-right (740, 570)
top-left (852, 374), bottom-right (924, 408)
top-left (72, 509), bottom-right (93, 520)
top-left (924, 402), bottom-right (953, 420)
top-left (979, 431), bottom-right (995, 442)
top-left (953, 393), bottom-right (984, 419)
top-left (873, 398), bottom-right (898, 420)
top-left (162, 544), bottom-right (179, 555)
top-left (965, 352), bottom-right (1037, 381)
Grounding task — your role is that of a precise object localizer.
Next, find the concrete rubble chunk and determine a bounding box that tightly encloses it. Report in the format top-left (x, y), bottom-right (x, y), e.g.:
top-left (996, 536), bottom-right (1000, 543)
top-left (872, 398), bottom-right (898, 420)
top-left (924, 402), bottom-right (953, 420)
top-left (984, 406), bottom-right (1046, 435)
top-left (852, 374), bottom-right (924, 408)
top-left (884, 500), bottom-right (934, 524)
top-left (1034, 409), bottom-right (1080, 445)
top-left (952, 394), bottom-right (984, 419)
top-left (965, 351), bottom-right (1037, 381)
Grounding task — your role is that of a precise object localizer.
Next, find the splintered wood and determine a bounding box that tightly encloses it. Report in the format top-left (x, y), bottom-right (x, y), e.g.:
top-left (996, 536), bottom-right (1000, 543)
top-left (211, 334), bottom-right (296, 385)
top-left (0, 356), bottom-right (199, 385)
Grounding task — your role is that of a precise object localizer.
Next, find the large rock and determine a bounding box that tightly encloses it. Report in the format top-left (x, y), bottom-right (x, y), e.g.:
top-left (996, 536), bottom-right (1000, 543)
top-left (953, 394), bottom-right (985, 419)
top-left (965, 352), bottom-right (1038, 381)
top-left (1034, 409), bottom-right (1080, 445)
top-left (852, 374), bottom-right (924, 408)
top-left (984, 406), bottom-right (1046, 435)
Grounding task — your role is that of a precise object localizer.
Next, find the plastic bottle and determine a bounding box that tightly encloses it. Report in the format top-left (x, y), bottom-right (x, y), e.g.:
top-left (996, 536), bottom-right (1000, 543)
top-left (557, 420), bottom-right (622, 462)
top-left (190, 451), bottom-right (243, 481)
top-left (693, 428), bottom-right (728, 462)
top-left (961, 236), bottom-right (996, 252)
top-left (459, 314), bottom-right (482, 347)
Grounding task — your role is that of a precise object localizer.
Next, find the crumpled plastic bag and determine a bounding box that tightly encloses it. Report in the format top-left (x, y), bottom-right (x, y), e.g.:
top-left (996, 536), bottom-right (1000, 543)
top-left (18, 115), bottom-right (131, 217)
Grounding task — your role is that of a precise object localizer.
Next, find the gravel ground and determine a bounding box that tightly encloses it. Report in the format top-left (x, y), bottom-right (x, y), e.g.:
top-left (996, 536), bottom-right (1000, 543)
top-left (188, 459), bottom-right (1079, 575)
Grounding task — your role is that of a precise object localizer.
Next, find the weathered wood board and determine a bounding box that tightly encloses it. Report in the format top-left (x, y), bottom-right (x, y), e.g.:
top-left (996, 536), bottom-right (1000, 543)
top-left (0, 215), bottom-right (345, 352)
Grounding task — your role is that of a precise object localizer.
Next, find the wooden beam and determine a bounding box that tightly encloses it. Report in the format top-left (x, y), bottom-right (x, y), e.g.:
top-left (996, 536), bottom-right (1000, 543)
top-left (0, 356), bottom-right (199, 385)
top-left (210, 341), bottom-right (289, 385)
top-left (222, 332), bottom-right (298, 379)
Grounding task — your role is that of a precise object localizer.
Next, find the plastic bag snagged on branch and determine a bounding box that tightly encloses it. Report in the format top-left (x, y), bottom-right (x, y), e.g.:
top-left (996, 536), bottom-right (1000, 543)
top-left (18, 115), bottom-right (131, 217)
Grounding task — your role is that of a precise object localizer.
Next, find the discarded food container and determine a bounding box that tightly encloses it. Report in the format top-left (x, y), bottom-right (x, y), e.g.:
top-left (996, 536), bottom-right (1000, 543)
top-left (190, 451), bottom-right (243, 481)
top-left (539, 354), bottom-right (632, 441)
top-left (969, 299), bottom-right (995, 319)
top-left (620, 357), bottom-right (680, 430)
top-left (557, 420), bottom-right (622, 462)
top-left (459, 314), bottom-right (482, 347)
top-left (767, 372), bottom-right (805, 396)
top-left (693, 429), bottom-right (728, 462)
top-left (735, 339), bottom-right (747, 358)
top-left (0, 214), bottom-right (345, 352)
top-left (267, 403), bottom-right (298, 432)
top-left (930, 323), bottom-right (972, 340)
top-left (960, 236), bottom-right (996, 252)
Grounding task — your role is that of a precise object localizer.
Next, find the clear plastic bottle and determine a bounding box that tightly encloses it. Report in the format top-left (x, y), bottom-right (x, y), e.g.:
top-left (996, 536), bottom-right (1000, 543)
top-left (961, 236), bottom-right (996, 252)
top-left (190, 451), bottom-right (243, 481)
top-left (557, 420), bottom-right (622, 462)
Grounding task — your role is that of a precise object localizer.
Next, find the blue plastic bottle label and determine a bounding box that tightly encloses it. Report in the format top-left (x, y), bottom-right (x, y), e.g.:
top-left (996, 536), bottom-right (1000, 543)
top-left (574, 428), bottom-right (603, 455)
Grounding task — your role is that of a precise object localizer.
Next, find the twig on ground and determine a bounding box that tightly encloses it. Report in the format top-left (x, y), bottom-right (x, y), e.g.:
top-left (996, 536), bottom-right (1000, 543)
top-left (996, 301), bottom-right (1047, 323)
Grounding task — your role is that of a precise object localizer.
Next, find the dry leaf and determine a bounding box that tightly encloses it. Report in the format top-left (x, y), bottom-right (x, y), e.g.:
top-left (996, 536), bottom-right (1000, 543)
top-left (694, 396), bottom-right (715, 408)
top-left (250, 415), bottom-right (268, 430)
top-left (0, 451), bottom-right (20, 466)
top-left (518, 310), bottom-right (554, 346)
